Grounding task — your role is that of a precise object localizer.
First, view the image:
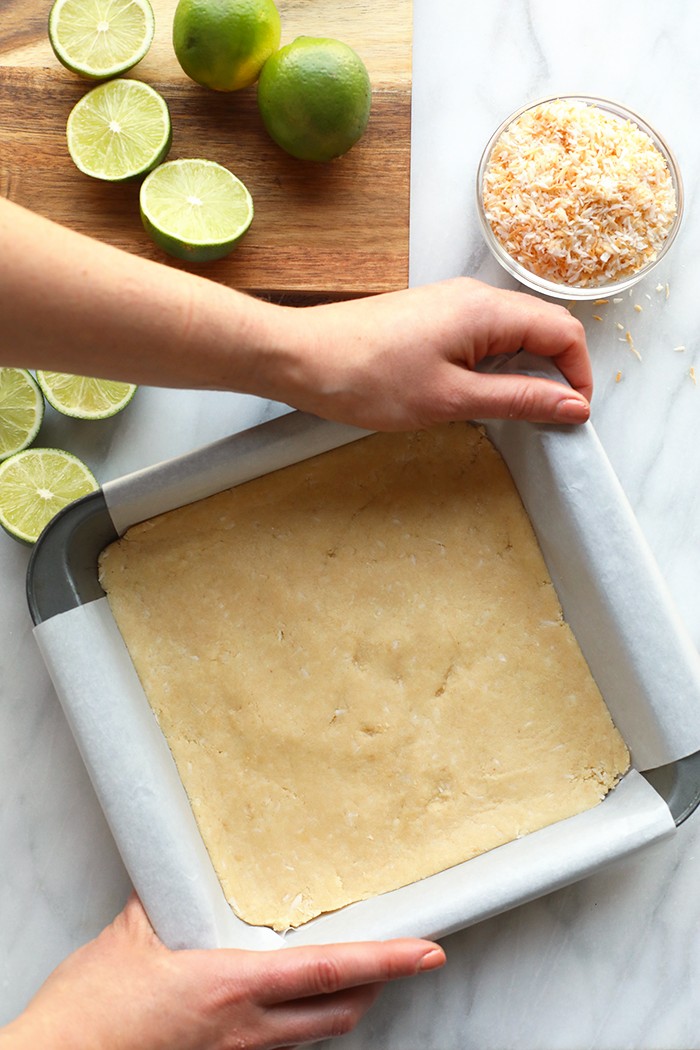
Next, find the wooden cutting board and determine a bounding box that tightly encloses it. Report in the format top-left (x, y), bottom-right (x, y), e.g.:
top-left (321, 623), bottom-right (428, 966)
top-left (0, 0), bottom-right (412, 302)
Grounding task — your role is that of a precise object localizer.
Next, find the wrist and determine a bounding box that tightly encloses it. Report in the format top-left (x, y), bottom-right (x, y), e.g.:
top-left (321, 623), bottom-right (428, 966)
top-left (219, 295), bottom-right (324, 411)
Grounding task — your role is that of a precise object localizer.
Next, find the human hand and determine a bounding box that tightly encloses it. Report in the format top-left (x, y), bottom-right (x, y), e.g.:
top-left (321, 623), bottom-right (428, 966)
top-left (0, 200), bottom-right (590, 434)
top-left (281, 277), bottom-right (592, 431)
top-left (0, 894), bottom-right (445, 1050)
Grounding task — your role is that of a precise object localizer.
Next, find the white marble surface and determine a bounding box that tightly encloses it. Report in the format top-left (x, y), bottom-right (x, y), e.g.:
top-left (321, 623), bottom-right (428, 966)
top-left (3, 0), bottom-right (700, 1046)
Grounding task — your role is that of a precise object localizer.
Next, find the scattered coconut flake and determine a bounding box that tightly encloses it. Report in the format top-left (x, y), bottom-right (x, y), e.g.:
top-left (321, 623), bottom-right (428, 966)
top-left (616, 322), bottom-right (625, 331)
top-left (626, 330), bottom-right (642, 360)
top-left (690, 367), bottom-right (697, 385)
top-left (673, 345), bottom-right (687, 353)
top-left (481, 98), bottom-right (677, 288)
top-left (615, 370), bottom-right (623, 382)
top-left (593, 314), bottom-right (603, 321)
top-left (634, 304), bottom-right (643, 312)
top-left (613, 297), bottom-right (624, 303)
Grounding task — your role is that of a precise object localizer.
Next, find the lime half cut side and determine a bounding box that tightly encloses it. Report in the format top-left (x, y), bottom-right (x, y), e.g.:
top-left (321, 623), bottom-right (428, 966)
top-left (49, 0), bottom-right (155, 80)
top-left (0, 368), bottom-right (44, 462)
top-left (140, 158), bottom-right (254, 262)
top-left (36, 371), bottom-right (136, 420)
top-left (0, 448), bottom-right (98, 545)
top-left (67, 78), bottom-right (171, 181)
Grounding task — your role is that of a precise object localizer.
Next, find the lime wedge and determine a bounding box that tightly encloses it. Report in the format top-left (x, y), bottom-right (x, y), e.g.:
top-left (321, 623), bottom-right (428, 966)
top-left (36, 371), bottom-right (136, 420)
top-left (0, 369), bottom-right (44, 462)
top-left (0, 448), bottom-right (98, 545)
top-left (67, 78), bottom-right (171, 181)
top-left (140, 158), bottom-right (254, 261)
top-left (48, 0), bottom-right (155, 80)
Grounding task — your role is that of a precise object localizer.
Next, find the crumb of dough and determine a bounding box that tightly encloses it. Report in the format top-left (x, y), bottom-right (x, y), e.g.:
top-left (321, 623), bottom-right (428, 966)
top-left (99, 423), bottom-right (630, 931)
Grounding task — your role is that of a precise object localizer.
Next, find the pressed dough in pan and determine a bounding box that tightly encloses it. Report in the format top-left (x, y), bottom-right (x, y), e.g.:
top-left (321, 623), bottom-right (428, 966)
top-left (99, 423), bottom-right (630, 931)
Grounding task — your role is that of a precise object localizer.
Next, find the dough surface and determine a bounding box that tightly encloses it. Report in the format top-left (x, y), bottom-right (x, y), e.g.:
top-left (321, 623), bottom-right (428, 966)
top-left (99, 423), bottom-right (630, 931)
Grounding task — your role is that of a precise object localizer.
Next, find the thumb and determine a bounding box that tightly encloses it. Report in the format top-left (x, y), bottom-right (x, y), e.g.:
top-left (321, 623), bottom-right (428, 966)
top-left (455, 372), bottom-right (591, 425)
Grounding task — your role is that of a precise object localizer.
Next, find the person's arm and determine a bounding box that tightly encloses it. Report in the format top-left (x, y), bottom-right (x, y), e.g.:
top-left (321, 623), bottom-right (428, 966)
top-left (0, 894), bottom-right (445, 1050)
top-left (0, 195), bottom-right (591, 429)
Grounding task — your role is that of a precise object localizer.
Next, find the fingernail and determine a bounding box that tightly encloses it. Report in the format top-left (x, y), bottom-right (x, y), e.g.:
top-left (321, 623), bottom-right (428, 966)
top-left (553, 397), bottom-right (590, 424)
top-left (416, 947), bottom-right (446, 973)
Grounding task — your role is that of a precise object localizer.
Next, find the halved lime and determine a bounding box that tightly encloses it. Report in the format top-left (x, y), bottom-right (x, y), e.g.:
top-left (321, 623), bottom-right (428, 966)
top-left (0, 369), bottom-right (44, 462)
top-left (140, 158), bottom-right (254, 261)
top-left (36, 371), bottom-right (136, 420)
top-left (67, 78), bottom-right (171, 181)
top-left (0, 448), bottom-right (98, 545)
top-left (48, 0), bottom-right (155, 81)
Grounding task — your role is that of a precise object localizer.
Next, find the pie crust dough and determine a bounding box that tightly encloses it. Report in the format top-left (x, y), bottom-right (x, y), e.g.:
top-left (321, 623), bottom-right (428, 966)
top-left (99, 423), bottom-right (630, 931)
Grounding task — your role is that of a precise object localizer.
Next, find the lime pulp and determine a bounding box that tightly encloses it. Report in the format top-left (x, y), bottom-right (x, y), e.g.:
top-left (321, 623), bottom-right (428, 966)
top-left (36, 371), bottom-right (137, 420)
top-left (140, 158), bottom-right (254, 262)
top-left (0, 369), bottom-right (44, 461)
top-left (48, 0), bottom-right (155, 80)
top-left (66, 78), bottom-right (171, 181)
top-left (0, 447), bottom-right (98, 545)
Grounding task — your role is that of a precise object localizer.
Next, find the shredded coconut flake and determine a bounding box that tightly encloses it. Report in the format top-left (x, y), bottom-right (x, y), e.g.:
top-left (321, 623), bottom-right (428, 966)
top-left (482, 98), bottom-right (677, 288)
top-left (625, 329), bottom-right (642, 360)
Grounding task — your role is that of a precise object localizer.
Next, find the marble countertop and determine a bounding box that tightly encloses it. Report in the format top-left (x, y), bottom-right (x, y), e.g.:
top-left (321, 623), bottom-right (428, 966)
top-left (3, 1), bottom-right (700, 1046)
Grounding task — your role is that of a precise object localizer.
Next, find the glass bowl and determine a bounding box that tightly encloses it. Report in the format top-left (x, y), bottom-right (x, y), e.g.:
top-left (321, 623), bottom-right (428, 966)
top-left (475, 95), bottom-right (684, 300)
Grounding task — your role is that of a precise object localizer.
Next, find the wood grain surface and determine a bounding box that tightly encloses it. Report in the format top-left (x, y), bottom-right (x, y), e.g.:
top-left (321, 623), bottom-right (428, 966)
top-left (0, 0), bottom-right (412, 301)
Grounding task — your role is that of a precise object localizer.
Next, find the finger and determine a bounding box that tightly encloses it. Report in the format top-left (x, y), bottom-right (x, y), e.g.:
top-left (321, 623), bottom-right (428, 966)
top-left (448, 371), bottom-right (590, 425)
top-left (475, 289), bottom-right (592, 399)
top-left (243, 939), bottom-right (445, 1007)
top-left (266, 982), bottom-right (386, 1048)
top-left (520, 322), bottom-right (593, 402)
top-left (512, 307), bottom-right (592, 400)
top-left (108, 891), bottom-right (161, 946)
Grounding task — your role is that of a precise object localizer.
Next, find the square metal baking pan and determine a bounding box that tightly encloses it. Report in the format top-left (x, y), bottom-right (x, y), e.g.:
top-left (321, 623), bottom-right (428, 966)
top-left (24, 397), bottom-right (700, 949)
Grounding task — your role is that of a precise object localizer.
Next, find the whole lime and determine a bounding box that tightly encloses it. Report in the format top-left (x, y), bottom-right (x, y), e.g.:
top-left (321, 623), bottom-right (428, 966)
top-left (257, 36), bottom-right (372, 162)
top-left (173, 0), bottom-right (281, 92)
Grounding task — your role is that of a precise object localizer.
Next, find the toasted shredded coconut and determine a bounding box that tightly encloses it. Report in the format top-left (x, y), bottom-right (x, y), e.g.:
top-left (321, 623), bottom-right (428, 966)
top-left (626, 330), bottom-right (642, 360)
top-left (482, 98), bottom-right (677, 288)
